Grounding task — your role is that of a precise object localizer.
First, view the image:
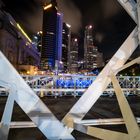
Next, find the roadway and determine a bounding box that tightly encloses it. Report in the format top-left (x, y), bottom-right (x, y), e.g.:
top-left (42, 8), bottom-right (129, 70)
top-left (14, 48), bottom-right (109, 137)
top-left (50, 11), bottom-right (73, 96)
top-left (0, 96), bottom-right (140, 140)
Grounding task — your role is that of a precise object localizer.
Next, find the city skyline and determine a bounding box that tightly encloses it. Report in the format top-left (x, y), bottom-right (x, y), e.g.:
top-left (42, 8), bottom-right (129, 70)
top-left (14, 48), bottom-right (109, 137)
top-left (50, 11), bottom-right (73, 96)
top-left (3, 0), bottom-right (136, 59)
top-left (41, 0), bottom-right (61, 70)
top-left (0, 1), bottom-right (140, 140)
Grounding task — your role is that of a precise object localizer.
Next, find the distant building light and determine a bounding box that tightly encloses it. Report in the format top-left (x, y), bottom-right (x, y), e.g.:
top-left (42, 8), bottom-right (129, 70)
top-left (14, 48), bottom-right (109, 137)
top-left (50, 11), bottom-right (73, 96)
top-left (93, 55), bottom-right (97, 57)
top-left (59, 61), bottom-right (63, 64)
top-left (26, 42), bottom-right (30, 46)
top-left (70, 51), bottom-right (78, 53)
top-left (88, 25), bottom-right (92, 29)
top-left (55, 6), bottom-right (58, 10)
top-left (57, 12), bottom-right (61, 15)
top-left (37, 31), bottom-right (43, 35)
top-left (34, 36), bottom-right (38, 39)
top-left (66, 23), bottom-right (71, 28)
top-left (27, 71), bottom-right (30, 74)
top-left (74, 38), bottom-right (78, 42)
top-left (47, 32), bottom-right (55, 35)
top-left (17, 23), bottom-right (32, 43)
top-left (44, 4), bottom-right (52, 10)
top-left (62, 44), bottom-right (66, 47)
top-left (10, 21), bottom-right (14, 26)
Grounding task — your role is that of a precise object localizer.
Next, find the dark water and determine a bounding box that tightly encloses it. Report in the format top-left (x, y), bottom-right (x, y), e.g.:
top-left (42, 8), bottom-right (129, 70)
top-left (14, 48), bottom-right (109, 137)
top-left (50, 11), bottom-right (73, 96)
top-left (0, 96), bottom-right (140, 140)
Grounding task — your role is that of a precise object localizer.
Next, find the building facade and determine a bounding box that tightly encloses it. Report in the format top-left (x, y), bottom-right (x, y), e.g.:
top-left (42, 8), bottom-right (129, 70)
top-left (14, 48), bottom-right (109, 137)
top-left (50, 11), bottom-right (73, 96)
top-left (84, 25), bottom-right (104, 70)
top-left (0, 2), bottom-right (40, 74)
top-left (62, 23), bottom-right (71, 71)
top-left (41, 0), bottom-right (63, 70)
top-left (55, 13), bottom-right (63, 71)
top-left (69, 38), bottom-right (78, 72)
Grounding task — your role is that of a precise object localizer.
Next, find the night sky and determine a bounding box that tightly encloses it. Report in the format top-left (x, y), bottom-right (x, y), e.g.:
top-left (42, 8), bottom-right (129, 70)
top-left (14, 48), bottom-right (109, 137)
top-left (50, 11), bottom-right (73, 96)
top-left (3, 0), bottom-right (136, 59)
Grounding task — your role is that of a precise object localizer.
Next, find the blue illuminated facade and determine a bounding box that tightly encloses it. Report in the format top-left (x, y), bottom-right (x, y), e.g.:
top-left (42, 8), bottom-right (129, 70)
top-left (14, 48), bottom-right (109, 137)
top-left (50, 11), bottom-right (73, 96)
top-left (41, 0), bottom-right (63, 70)
top-left (56, 77), bottom-right (94, 88)
top-left (56, 13), bottom-right (63, 62)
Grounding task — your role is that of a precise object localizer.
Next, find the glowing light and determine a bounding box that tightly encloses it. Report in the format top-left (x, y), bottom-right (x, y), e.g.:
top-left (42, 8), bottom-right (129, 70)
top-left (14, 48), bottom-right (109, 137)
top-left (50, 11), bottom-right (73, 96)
top-left (34, 71), bottom-right (37, 75)
top-left (37, 31), bottom-right (43, 35)
top-left (56, 78), bottom-right (93, 88)
top-left (26, 42), bottom-right (30, 46)
top-left (57, 13), bottom-right (61, 15)
top-left (55, 6), bottom-right (58, 10)
top-left (40, 90), bottom-right (44, 98)
top-left (27, 71), bottom-right (30, 74)
top-left (44, 4), bottom-right (52, 10)
top-left (17, 23), bottom-right (32, 43)
top-left (74, 38), bottom-right (78, 42)
top-left (59, 61), bottom-right (63, 64)
top-left (34, 36), bottom-right (38, 39)
top-left (10, 21), bottom-right (14, 26)
top-left (66, 23), bottom-right (71, 28)
top-left (89, 25), bottom-right (92, 29)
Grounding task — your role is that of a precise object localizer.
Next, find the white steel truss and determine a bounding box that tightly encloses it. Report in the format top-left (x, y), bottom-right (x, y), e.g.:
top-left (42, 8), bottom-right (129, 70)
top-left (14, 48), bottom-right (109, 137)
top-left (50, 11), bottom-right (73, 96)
top-left (62, 0), bottom-right (140, 139)
top-left (0, 51), bottom-right (75, 140)
top-left (0, 0), bottom-right (140, 140)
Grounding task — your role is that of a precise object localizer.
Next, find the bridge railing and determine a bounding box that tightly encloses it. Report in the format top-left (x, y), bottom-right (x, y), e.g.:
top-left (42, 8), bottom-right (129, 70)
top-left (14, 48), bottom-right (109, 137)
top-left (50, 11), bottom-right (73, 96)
top-left (1, 75), bottom-right (140, 96)
top-left (14, 75), bottom-right (139, 96)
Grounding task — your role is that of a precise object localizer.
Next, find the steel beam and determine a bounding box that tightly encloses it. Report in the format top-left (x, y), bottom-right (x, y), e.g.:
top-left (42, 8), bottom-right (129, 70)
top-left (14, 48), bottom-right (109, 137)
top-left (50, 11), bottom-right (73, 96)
top-left (111, 73), bottom-right (140, 139)
top-left (0, 91), bottom-right (14, 140)
top-left (0, 52), bottom-right (74, 140)
top-left (118, 0), bottom-right (137, 22)
top-left (74, 123), bottom-right (129, 140)
top-left (63, 28), bottom-right (138, 128)
top-left (118, 56), bottom-right (140, 72)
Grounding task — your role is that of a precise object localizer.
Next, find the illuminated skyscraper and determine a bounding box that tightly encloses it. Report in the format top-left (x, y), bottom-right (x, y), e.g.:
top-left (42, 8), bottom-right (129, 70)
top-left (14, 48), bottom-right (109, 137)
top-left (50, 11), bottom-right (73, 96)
top-left (55, 13), bottom-right (63, 70)
top-left (69, 38), bottom-right (78, 72)
top-left (84, 25), bottom-right (104, 70)
top-left (62, 23), bottom-right (71, 71)
top-left (41, 0), bottom-right (63, 70)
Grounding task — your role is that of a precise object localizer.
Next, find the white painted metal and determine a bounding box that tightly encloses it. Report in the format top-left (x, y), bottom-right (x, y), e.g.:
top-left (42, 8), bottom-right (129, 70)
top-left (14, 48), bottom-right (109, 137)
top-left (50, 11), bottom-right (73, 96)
top-left (20, 75), bottom-right (140, 96)
top-left (66, 73), bottom-right (140, 140)
top-left (111, 73), bottom-right (140, 140)
top-left (0, 118), bottom-right (139, 129)
top-left (137, 0), bottom-right (140, 42)
top-left (0, 52), bottom-right (75, 140)
top-left (0, 87), bottom-right (15, 140)
top-left (62, 1), bottom-right (140, 139)
top-left (63, 28), bottom-right (138, 127)
top-left (77, 118), bottom-right (140, 126)
top-left (0, 0), bottom-right (140, 139)
top-left (33, 88), bottom-right (140, 92)
top-left (118, 0), bottom-right (137, 22)
top-left (74, 123), bottom-right (129, 140)
top-left (118, 56), bottom-right (140, 72)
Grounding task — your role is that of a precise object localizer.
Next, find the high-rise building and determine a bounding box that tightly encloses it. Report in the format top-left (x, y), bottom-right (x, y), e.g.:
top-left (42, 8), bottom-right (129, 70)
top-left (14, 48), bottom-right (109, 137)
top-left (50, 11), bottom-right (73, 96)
top-left (97, 52), bottom-right (105, 68)
top-left (84, 25), bottom-right (104, 70)
top-left (69, 38), bottom-right (78, 72)
top-left (62, 23), bottom-right (71, 71)
top-left (55, 13), bottom-right (63, 71)
top-left (0, 7), bottom-right (40, 74)
top-left (41, 0), bottom-right (63, 70)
